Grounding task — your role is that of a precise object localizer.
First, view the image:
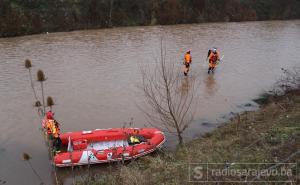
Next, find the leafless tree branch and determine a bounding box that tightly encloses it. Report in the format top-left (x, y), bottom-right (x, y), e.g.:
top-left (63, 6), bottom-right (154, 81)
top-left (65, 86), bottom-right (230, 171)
top-left (139, 39), bottom-right (197, 145)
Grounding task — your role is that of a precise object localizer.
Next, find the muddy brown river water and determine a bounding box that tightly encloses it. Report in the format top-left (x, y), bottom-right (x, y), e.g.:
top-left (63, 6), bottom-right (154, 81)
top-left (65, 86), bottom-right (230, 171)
top-left (0, 20), bottom-right (300, 184)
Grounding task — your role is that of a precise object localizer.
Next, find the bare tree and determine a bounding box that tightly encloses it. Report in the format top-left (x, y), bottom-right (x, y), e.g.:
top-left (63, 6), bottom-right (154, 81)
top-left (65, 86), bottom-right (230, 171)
top-left (140, 40), bottom-right (197, 145)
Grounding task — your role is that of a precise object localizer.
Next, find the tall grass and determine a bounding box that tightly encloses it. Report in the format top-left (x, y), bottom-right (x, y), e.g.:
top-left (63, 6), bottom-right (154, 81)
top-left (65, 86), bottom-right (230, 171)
top-left (37, 69), bottom-right (46, 116)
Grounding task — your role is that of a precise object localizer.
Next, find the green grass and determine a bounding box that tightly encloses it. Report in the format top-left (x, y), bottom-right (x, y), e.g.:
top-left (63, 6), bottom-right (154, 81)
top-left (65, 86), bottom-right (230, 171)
top-left (76, 90), bottom-right (300, 185)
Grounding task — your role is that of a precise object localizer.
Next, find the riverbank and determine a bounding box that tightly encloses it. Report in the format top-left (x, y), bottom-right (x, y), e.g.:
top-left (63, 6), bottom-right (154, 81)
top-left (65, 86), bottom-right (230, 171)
top-left (1, 0), bottom-right (300, 38)
top-left (76, 89), bottom-right (300, 184)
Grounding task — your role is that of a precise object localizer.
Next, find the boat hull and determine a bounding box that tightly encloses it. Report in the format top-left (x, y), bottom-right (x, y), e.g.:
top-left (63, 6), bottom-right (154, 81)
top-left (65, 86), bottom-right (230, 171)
top-left (53, 128), bottom-right (165, 167)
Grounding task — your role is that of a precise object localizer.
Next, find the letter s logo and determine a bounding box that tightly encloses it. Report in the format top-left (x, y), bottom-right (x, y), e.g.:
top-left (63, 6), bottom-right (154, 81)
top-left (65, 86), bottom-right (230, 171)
top-left (193, 166), bottom-right (203, 180)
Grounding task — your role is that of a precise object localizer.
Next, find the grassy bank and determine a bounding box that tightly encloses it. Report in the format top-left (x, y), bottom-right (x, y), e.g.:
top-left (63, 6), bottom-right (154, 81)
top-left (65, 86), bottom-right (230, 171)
top-left (76, 89), bottom-right (300, 185)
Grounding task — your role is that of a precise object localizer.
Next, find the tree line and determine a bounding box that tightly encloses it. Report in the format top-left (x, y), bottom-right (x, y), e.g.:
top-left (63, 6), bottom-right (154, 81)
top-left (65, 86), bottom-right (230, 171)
top-left (1, 0), bottom-right (300, 37)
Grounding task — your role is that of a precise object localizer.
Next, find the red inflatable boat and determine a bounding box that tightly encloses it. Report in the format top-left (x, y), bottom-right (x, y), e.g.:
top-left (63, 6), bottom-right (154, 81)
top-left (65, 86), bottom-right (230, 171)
top-left (53, 128), bottom-right (165, 167)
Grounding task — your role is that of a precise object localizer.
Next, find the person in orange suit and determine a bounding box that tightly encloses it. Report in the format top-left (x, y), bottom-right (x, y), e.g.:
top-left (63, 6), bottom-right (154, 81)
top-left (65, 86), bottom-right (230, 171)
top-left (207, 48), bottom-right (220, 74)
top-left (45, 111), bottom-right (55, 135)
top-left (44, 111), bottom-right (61, 153)
top-left (183, 50), bottom-right (192, 76)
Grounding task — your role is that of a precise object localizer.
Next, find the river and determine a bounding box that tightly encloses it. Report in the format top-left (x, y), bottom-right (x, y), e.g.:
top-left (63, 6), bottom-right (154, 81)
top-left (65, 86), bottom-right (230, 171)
top-left (0, 20), bottom-right (300, 184)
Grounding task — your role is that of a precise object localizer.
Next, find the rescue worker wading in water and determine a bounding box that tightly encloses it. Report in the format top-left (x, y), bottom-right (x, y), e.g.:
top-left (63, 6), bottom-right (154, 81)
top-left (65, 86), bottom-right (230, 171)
top-left (207, 48), bottom-right (220, 74)
top-left (183, 50), bottom-right (192, 76)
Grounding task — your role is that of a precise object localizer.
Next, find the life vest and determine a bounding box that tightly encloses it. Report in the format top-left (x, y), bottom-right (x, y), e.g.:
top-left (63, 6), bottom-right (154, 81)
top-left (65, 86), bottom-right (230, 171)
top-left (51, 124), bottom-right (60, 138)
top-left (46, 119), bottom-right (55, 134)
top-left (209, 52), bottom-right (219, 63)
top-left (130, 136), bottom-right (140, 144)
top-left (184, 54), bottom-right (191, 63)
